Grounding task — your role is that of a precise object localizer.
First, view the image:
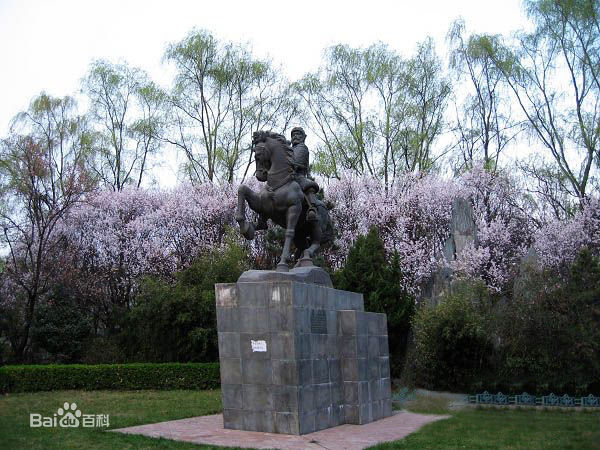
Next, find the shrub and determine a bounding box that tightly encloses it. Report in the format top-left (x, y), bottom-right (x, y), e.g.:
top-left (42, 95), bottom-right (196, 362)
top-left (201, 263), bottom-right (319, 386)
top-left (499, 249), bottom-right (600, 394)
top-left (119, 239), bottom-right (250, 363)
top-left (411, 281), bottom-right (494, 392)
top-left (334, 227), bottom-right (414, 376)
top-left (0, 362), bottom-right (220, 393)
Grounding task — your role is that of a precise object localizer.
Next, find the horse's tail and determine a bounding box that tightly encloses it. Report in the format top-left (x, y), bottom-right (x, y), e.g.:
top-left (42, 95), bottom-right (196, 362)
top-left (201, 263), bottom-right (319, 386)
top-left (319, 205), bottom-right (335, 245)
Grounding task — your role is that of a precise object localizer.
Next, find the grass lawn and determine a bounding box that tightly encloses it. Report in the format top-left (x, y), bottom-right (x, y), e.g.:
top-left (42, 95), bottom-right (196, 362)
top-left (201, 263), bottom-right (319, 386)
top-left (1, 389), bottom-right (598, 449)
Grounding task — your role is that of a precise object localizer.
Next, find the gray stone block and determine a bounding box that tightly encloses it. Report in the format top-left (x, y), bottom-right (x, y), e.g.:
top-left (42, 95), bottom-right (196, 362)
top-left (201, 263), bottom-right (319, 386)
top-left (355, 311), bottom-right (368, 335)
top-left (344, 404), bottom-right (359, 424)
top-left (372, 400), bottom-right (382, 421)
top-left (222, 384), bottom-right (242, 409)
top-left (379, 357), bottom-right (391, 378)
top-left (378, 313), bottom-right (388, 335)
top-left (339, 310), bottom-right (356, 335)
top-left (269, 282), bottom-right (293, 306)
top-left (335, 290), bottom-right (351, 310)
top-left (315, 384), bottom-right (332, 409)
top-left (315, 408), bottom-right (331, 431)
top-left (331, 404), bottom-right (343, 426)
top-left (292, 283), bottom-right (308, 307)
top-left (327, 335), bottom-right (340, 358)
top-left (358, 358), bottom-right (368, 381)
top-left (358, 381), bottom-right (370, 404)
top-left (329, 359), bottom-right (341, 383)
top-left (340, 336), bottom-right (357, 358)
top-left (243, 410), bottom-right (274, 433)
top-left (271, 333), bottom-right (295, 359)
top-left (313, 359), bottom-right (329, 384)
top-left (368, 336), bottom-right (380, 357)
top-left (311, 334), bottom-right (327, 359)
top-left (220, 358), bottom-right (242, 384)
top-left (298, 359), bottom-right (312, 385)
top-left (294, 308), bottom-right (310, 333)
top-left (326, 310), bottom-right (337, 335)
top-left (215, 284), bottom-right (238, 307)
top-left (275, 412), bottom-right (299, 434)
top-left (240, 333), bottom-right (270, 360)
top-left (239, 307), bottom-right (269, 333)
top-left (218, 332), bottom-right (240, 358)
top-left (299, 411), bottom-right (316, 434)
top-left (382, 398), bottom-right (392, 417)
top-left (349, 292), bottom-right (364, 311)
top-left (269, 306), bottom-right (294, 332)
top-left (356, 335), bottom-right (368, 358)
top-left (381, 377), bottom-right (392, 399)
top-left (273, 360), bottom-right (298, 385)
top-left (331, 383), bottom-right (343, 405)
top-left (310, 284), bottom-right (327, 309)
top-left (243, 384), bottom-right (273, 411)
top-left (368, 357), bottom-right (380, 380)
top-left (379, 336), bottom-right (390, 356)
top-left (344, 381), bottom-right (358, 404)
top-left (217, 278), bottom-right (391, 435)
top-left (295, 334), bottom-right (311, 359)
top-left (237, 283), bottom-right (268, 307)
top-left (298, 385), bottom-right (314, 412)
top-left (216, 307), bottom-right (240, 332)
top-left (359, 402), bottom-right (372, 424)
top-left (367, 313), bottom-right (379, 335)
top-left (369, 379), bottom-right (381, 401)
top-left (342, 358), bottom-right (358, 381)
top-left (223, 409), bottom-right (243, 430)
top-left (237, 267), bottom-right (332, 288)
top-left (274, 385), bottom-right (298, 412)
top-left (242, 359), bottom-right (272, 385)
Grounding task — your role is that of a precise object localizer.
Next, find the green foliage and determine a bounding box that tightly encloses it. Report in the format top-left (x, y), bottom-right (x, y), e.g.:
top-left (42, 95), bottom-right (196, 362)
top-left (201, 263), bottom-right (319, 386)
top-left (0, 363), bottom-right (220, 393)
top-left (499, 249), bottom-right (600, 394)
top-left (120, 240), bottom-right (250, 362)
top-left (31, 284), bottom-right (92, 363)
top-left (411, 281), bottom-right (494, 392)
top-left (334, 227), bottom-right (414, 375)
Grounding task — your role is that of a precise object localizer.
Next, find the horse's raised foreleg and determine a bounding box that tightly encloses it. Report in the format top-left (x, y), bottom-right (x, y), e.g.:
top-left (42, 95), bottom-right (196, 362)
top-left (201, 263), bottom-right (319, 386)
top-left (277, 202), bottom-right (302, 272)
top-left (236, 185), bottom-right (262, 240)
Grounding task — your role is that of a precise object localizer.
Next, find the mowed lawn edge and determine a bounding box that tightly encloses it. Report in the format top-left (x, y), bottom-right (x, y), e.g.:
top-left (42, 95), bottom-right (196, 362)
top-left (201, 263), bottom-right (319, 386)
top-left (1, 389), bottom-right (599, 449)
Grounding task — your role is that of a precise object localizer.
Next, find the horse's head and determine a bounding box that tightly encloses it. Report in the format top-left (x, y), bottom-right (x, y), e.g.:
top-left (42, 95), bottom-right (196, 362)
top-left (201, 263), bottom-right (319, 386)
top-left (253, 141), bottom-right (270, 182)
top-left (252, 130), bottom-right (294, 184)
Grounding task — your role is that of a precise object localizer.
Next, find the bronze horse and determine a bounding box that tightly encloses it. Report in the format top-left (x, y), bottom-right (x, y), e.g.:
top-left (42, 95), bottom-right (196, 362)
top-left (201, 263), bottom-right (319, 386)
top-left (235, 131), bottom-right (332, 271)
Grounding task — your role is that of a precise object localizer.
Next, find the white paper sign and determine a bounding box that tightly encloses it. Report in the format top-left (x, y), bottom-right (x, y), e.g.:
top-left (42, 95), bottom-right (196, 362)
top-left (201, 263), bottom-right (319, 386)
top-left (251, 340), bottom-right (267, 352)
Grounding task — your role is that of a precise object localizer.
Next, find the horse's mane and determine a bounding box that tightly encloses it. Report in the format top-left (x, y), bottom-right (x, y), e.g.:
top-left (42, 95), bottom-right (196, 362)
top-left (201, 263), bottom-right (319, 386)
top-left (252, 130), bottom-right (294, 168)
top-left (252, 130), bottom-right (288, 146)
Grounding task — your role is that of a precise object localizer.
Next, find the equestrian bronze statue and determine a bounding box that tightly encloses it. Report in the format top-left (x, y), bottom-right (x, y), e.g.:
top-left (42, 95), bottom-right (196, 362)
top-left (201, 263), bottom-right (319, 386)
top-left (235, 129), bottom-right (332, 271)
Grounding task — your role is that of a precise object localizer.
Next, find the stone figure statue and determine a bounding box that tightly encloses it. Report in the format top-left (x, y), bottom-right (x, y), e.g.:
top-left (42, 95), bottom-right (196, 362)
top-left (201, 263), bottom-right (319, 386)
top-left (235, 130), bottom-right (332, 271)
top-left (290, 127), bottom-right (319, 222)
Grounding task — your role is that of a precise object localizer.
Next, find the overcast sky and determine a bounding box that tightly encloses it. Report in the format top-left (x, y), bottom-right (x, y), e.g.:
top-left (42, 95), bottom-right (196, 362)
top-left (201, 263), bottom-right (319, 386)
top-left (0, 0), bottom-right (531, 185)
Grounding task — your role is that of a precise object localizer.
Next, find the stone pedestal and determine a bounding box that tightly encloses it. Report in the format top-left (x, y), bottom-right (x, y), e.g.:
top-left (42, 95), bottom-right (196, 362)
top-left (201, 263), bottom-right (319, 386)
top-left (215, 267), bottom-right (392, 435)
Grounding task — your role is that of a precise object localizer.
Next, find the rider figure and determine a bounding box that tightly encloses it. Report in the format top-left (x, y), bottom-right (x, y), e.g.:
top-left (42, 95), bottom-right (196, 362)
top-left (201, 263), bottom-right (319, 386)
top-left (291, 127), bottom-right (319, 222)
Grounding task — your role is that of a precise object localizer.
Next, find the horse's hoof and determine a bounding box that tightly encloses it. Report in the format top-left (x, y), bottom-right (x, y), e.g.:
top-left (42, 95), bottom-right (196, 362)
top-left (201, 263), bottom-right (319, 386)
top-left (298, 256), bottom-right (314, 267)
top-left (239, 221), bottom-right (255, 240)
top-left (276, 262), bottom-right (289, 272)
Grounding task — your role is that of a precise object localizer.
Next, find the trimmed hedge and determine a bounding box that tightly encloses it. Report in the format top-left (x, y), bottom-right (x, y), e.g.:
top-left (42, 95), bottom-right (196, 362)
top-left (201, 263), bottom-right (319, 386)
top-left (0, 363), bottom-right (220, 393)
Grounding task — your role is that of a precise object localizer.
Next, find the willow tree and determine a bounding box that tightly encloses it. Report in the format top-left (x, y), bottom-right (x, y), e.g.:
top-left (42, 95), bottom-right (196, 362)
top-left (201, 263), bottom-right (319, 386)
top-left (295, 39), bottom-right (449, 184)
top-left (83, 60), bottom-right (166, 191)
top-left (485, 0), bottom-right (599, 216)
top-left (164, 30), bottom-right (297, 183)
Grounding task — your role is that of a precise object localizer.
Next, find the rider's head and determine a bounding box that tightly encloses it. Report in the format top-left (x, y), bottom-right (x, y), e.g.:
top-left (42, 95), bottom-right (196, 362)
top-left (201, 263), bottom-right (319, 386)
top-left (291, 127), bottom-right (306, 145)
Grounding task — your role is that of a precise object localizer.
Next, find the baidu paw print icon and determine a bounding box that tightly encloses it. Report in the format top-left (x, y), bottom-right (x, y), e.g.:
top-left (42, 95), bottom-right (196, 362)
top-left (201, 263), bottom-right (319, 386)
top-left (58, 402), bottom-right (81, 427)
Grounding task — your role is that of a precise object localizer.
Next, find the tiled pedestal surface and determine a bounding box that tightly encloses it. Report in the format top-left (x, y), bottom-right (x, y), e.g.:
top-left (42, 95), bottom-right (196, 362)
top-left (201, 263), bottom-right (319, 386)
top-left (215, 270), bottom-right (392, 435)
